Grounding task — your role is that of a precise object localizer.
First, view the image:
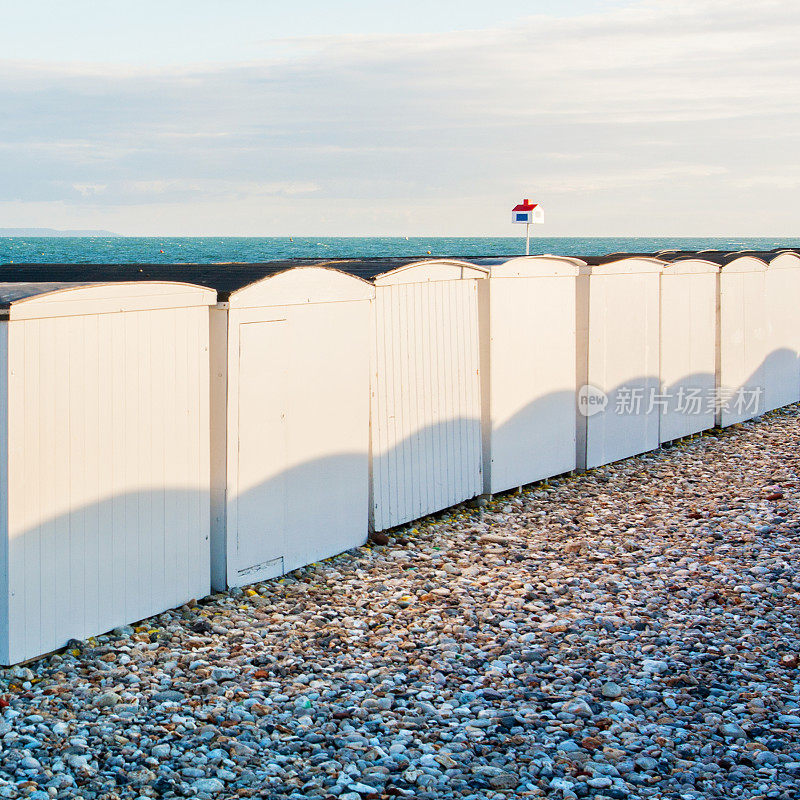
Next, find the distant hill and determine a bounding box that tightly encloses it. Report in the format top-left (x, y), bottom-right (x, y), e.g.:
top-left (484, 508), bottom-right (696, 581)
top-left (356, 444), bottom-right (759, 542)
top-left (0, 228), bottom-right (121, 237)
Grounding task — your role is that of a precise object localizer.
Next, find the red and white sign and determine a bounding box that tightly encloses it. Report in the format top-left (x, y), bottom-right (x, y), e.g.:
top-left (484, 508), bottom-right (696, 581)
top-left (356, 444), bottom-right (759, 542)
top-left (512, 199), bottom-right (544, 224)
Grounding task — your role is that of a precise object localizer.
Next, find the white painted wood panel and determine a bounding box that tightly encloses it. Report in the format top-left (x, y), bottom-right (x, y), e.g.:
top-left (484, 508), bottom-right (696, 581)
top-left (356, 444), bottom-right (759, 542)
top-left (578, 261), bottom-right (662, 470)
top-left (2, 289), bottom-right (212, 665)
top-left (659, 262), bottom-right (718, 442)
top-left (230, 267), bottom-right (374, 308)
top-left (0, 323), bottom-right (8, 664)
top-left (372, 279), bottom-right (483, 530)
top-left (484, 258), bottom-right (579, 494)
top-left (764, 253), bottom-right (800, 411)
top-left (718, 259), bottom-right (767, 426)
top-left (374, 262), bottom-right (488, 286)
top-left (234, 319), bottom-right (289, 582)
top-left (9, 283), bottom-right (216, 320)
top-left (282, 301), bottom-right (371, 571)
top-left (222, 297), bottom-right (372, 588)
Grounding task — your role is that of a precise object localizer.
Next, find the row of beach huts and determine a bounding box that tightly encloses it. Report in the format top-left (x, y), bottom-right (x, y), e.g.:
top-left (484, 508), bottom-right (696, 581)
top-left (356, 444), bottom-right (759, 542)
top-left (0, 248), bottom-right (796, 663)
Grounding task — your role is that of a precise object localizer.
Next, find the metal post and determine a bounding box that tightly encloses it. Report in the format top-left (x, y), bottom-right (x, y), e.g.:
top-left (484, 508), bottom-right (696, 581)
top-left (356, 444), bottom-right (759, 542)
top-left (525, 222), bottom-right (530, 255)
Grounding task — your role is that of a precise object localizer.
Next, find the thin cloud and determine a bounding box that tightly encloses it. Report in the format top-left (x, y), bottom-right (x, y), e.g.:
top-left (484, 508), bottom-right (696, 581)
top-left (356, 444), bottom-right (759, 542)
top-left (538, 165), bottom-right (729, 194)
top-left (72, 183), bottom-right (107, 196)
top-left (125, 179), bottom-right (320, 198)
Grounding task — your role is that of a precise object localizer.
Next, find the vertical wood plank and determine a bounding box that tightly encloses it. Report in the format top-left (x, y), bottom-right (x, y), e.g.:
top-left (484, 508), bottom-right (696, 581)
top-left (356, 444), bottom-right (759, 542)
top-left (0, 323), bottom-right (9, 664)
top-left (96, 312), bottom-right (116, 625)
top-left (371, 278), bottom-right (482, 530)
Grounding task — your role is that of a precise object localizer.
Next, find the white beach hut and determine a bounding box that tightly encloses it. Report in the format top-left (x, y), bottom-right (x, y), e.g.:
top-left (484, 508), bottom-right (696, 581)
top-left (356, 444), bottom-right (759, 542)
top-left (482, 256), bottom-right (581, 494)
top-left (209, 266), bottom-right (374, 590)
top-left (369, 260), bottom-right (488, 531)
top-left (659, 259), bottom-right (719, 442)
top-left (717, 256), bottom-right (768, 426)
top-left (764, 251), bottom-right (800, 412)
top-left (0, 281), bottom-right (215, 665)
top-left (576, 258), bottom-right (663, 470)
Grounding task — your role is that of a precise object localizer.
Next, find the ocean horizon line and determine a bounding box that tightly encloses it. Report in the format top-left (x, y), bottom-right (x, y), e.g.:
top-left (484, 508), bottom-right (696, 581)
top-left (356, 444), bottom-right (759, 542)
top-left (2, 235), bottom-right (800, 264)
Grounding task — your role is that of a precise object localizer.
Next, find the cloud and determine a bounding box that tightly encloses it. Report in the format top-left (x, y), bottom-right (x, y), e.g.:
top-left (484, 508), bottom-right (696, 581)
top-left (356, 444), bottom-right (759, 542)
top-left (125, 179), bottom-right (320, 198)
top-left (0, 0), bottom-right (798, 234)
top-left (539, 165), bottom-right (729, 194)
top-left (72, 183), bottom-right (107, 196)
top-left (733, 171), bottom-right (800, 190)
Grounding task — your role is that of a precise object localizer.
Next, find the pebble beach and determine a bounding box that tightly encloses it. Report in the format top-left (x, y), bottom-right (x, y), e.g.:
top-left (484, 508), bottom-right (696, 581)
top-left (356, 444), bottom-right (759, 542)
top-left (2, 407), bottom-right (800, 800)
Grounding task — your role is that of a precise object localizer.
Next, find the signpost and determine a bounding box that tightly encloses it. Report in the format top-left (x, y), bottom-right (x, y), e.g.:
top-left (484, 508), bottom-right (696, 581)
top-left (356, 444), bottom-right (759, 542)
top-left (511, 199), bottom-right (544, 255)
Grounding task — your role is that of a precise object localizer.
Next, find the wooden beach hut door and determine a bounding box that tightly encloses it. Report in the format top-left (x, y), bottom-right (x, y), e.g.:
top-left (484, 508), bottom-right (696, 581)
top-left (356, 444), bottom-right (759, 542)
top-left (764, 253), bottom-right (800, 411)
top-left (233, 319), bottom-right (288, 582)
top-left (578, 259), bottom-right (662, 470)
top-left (213, 267), bottom-right (374, 591)
top-left (718, 258), bottom-right (767, 427)
top-left (371, 263), bottom-right (486, 531)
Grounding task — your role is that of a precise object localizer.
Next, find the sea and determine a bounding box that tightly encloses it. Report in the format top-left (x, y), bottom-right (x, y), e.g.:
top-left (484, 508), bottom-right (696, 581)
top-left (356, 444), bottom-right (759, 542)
top-left (0, 236), bottom-right (798, 265)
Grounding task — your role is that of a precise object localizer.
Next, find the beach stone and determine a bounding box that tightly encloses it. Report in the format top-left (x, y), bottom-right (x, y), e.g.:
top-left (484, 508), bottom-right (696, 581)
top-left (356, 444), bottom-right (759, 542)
top-left (347, 782), bottom-right (378, 794)
top-left (192, 778), bottom-right (225, 794)
top-left (211, 667), bottom-right (237, 681)
top-left (152, 690), bottom-right (184, 703)
top-left (94, 692), bottom-right (121, 707)
top-left (720, 723), bottom-right (745, 738)
top-left (488, 772), bottom-right (518, 789)
top-left (564, 698), bottom-right (593, 717)
top-left (601, 681), bottom-right (623, 699)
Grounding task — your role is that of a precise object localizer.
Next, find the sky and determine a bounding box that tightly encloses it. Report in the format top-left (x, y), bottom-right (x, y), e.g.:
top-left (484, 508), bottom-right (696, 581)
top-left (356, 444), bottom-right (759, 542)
top-left (1, 0), bottom-right (798, 236)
